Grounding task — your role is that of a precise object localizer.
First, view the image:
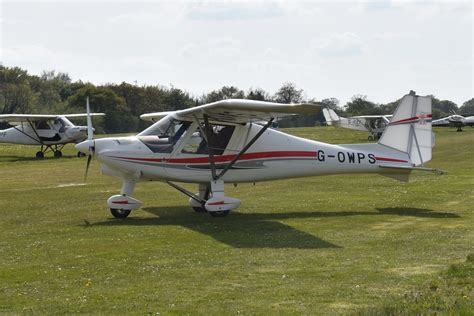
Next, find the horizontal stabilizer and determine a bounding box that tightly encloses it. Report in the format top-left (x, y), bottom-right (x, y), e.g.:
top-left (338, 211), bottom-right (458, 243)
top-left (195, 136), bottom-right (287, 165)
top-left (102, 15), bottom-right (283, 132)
top-left (379, 164), bottom-right (445, 175)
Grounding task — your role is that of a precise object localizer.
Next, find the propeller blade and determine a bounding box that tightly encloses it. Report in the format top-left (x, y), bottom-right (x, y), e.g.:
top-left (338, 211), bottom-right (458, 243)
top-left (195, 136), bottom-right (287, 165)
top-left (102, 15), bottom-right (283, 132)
top-left (84, 153), bottom-right (92, 181)
top-left (86, 96), bottom-right (93, 141)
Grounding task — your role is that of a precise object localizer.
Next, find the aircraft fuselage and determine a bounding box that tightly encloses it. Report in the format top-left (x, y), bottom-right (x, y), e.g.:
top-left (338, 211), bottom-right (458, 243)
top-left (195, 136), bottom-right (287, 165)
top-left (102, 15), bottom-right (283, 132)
top-left (92, 122), bottom-right (410, 184)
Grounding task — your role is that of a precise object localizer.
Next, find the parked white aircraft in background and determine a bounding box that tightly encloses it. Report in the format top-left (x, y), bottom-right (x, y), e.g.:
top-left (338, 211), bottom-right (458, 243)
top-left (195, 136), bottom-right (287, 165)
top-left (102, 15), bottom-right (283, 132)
top-left (76, 91), bottom-right (439, 219)
top-left (322, 108), bottom-right (393, 140)
top-left (0, 98), bottom-right (104, 158)
top-left (432, 113), bottom-right (474, 131)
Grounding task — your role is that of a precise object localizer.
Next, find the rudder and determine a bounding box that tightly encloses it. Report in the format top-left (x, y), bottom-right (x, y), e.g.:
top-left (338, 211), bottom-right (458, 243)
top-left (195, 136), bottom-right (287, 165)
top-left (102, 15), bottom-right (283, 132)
top-left (378, 91), bottom-right (432, 166)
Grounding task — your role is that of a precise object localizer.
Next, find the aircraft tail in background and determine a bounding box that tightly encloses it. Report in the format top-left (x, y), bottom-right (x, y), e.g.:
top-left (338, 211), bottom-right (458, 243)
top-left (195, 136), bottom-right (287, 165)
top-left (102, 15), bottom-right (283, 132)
top-left (322, 108), bottom-right (341, 125)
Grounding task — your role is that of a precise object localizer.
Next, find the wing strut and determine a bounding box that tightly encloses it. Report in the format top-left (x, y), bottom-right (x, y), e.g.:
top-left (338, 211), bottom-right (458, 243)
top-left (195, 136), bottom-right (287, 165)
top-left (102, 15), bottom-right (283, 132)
top-left (216, 118), bottom-right (274, 180)
top-left (166, 181), bottom-right (206, 204)
top-left (200, 115), bottom-right (274, 181)
top-left (12, 119), bottom-right (43, 144)
top-left (203, 114), bottom-right (218, 180)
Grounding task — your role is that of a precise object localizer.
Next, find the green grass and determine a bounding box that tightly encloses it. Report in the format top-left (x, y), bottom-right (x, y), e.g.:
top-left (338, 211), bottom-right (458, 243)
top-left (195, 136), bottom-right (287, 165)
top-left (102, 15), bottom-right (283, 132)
top-left (0, 127), bottom-right (473, 314)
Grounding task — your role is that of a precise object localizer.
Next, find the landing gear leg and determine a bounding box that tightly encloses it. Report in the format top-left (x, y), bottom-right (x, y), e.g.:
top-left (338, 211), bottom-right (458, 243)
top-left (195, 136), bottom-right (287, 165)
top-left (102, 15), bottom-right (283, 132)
top-left (204, 180), bottom-right (240, 217)
top-left (191, 183), bottom-right (209, 213)
top-left (53, 145), bottom-right (63, 158)
top-left (36, 145), bottom-right (46, 159)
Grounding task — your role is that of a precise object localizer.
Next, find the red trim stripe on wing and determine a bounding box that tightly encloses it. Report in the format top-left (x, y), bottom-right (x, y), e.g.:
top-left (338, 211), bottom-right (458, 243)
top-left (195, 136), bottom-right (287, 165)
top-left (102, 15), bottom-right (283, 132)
top-left (112, 151), bottom-right (317, 164)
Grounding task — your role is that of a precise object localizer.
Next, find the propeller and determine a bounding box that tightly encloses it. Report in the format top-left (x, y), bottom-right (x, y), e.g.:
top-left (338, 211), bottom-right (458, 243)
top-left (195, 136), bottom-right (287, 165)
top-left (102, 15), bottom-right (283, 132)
top-left (81, 96), bottom-right (95, 181)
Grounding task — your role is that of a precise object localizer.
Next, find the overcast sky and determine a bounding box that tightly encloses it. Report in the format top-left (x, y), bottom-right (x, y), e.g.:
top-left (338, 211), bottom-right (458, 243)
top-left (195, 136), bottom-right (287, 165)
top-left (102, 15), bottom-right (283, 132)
top-left (1, 0), bottom-right (472, 106)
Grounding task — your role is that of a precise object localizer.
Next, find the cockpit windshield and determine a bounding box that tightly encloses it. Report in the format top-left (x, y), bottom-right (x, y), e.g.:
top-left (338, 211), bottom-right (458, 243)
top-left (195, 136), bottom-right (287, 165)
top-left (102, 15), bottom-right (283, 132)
top-left (138, 116), bottom-right (182, 138)
top-left (137, 116), bottom-right (191, 153)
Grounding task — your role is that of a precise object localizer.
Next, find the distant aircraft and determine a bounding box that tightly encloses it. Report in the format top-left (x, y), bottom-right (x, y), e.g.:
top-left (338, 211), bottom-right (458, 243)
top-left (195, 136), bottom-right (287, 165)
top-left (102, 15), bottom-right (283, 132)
top-left (0, 97), bottom-right (104, 158)
top-left (432, 113), bottom-right (474, 131)
top-left (76, 91), bottom-right (440, 219)
top-left (322, 108), bottom-right (392, 140)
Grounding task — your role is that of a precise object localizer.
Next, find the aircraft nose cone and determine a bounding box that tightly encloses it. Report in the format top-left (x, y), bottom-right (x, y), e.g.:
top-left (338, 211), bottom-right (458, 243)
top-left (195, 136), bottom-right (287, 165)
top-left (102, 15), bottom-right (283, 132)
top-left (75, 140), bottom-right (93, 154)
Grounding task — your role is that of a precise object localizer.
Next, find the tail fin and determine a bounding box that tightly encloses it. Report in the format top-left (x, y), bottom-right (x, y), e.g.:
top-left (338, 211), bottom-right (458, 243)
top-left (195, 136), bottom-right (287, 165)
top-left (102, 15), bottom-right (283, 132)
top-left (322, 108), bottom-right (341, 125)
top-left (378, 91), bottom-right (432, 166)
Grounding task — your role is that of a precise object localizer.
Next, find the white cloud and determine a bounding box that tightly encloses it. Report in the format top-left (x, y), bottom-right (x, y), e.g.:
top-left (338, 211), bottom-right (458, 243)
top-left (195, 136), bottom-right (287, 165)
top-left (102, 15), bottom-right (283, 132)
top-left (1, 1), bottom-right (472, 105)
top-left (312, 33), bottom-right (365, 58)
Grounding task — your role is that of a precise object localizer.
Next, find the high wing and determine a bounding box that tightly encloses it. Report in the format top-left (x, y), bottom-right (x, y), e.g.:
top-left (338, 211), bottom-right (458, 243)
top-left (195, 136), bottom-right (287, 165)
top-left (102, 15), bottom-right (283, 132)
top-left (351, 114), bottom-right (393, 120)
top-left (432, 116), bottom-right (450, 126)
top-left (0, 113), bottom-right (105, 124)
top-left (141, 99), bottom-right (321, 123)
top-left (139, 111), bottom-right (176, 123)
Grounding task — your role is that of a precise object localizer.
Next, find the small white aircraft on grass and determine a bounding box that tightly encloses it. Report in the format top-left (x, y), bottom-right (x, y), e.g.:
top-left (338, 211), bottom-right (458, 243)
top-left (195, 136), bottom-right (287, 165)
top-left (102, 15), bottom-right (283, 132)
top-left (77, 91), bottom-right (439, 219)
top-left (322, 108), bottom-right (393, 140)
top-left (432, 113), bottom-right (474, 132)
top-left (0, 98), bottom-right (104, 158)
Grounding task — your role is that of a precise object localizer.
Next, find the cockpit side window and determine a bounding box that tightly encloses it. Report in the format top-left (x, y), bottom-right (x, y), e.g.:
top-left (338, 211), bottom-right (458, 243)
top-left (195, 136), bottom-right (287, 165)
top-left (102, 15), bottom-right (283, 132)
top-left (181, 124), bottom-right (235, 155)
top-left (36, 120), bottom-right (51, 130)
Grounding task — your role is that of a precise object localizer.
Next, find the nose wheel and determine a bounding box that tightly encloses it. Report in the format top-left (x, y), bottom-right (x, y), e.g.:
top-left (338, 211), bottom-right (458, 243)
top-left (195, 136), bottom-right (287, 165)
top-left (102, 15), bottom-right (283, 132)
top-left (209, 210), bottom-right (230, 217)
top-left (110, 208), bottom-right (131, 218)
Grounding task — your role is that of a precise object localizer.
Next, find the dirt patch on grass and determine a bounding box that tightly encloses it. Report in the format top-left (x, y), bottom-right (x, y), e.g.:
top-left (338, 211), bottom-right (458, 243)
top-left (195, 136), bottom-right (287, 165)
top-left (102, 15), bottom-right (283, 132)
top-left (387, 264), bottom-right (443, 277)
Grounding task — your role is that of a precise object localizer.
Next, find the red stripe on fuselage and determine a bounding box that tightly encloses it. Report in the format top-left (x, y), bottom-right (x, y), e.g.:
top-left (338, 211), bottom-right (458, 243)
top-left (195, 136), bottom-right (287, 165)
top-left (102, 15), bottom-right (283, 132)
top-left (112, 151), bottom-right (317, 164)
top-left (375, 156), bottom-right (408, 163)
top-left (390, 114), bottom-right (432, 125)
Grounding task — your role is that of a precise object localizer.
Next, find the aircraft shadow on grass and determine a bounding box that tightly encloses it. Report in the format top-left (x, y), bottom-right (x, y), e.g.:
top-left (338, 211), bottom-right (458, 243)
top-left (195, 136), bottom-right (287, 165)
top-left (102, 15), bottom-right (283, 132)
top-left (0, 155), bottom-right (78, 162)
top-left (88, 207), bottom-right (459, 249)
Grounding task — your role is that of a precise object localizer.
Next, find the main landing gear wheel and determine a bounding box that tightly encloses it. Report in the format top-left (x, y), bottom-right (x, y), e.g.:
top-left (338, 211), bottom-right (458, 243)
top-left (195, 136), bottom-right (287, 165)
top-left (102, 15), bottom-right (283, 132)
top-left (209, 210), bottom-right (230, 217)
top-left (77, 152), bottom-right (86, 157)
top-left (367, 135), bottom-right (374, 141)
top-left (110, 208), bottom-right (131, 219)
top-left (36, 151), bottom-right (44, 159)
top-left (54, 150), bottom-right (62, 158)
top-left (193, 206), bottom-right (207, 213)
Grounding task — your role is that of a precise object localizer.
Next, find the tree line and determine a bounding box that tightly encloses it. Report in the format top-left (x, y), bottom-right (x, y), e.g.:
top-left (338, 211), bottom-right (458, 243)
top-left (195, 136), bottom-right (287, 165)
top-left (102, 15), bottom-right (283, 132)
top-left (1, 65), bottom-right (473, 133)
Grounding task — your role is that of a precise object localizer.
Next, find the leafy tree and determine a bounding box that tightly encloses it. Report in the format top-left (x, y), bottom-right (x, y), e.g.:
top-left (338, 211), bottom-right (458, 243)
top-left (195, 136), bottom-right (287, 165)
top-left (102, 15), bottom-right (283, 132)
top-left (67, 85), bottom-right (136, 133)
top-left (274, 82), bottom-right (304, 104)
top-left (344, 94), bottom-right (380, 116)
top-left (460, 98), bottom-right (474, 115)
top-left (246, 88), bottom-right (269, 101)
top-left (203, 86), bottom-right (245, 103)
top-left (430, 96), bottom-right (458, 119)
top-left (320, 98), bottom-right (340, 110)
top-left (0, 66), bottom-right (38, 115)
top-left (165, 87), bottom-right (195, 111)
top-left (0, 82), bottom-right (38, 114)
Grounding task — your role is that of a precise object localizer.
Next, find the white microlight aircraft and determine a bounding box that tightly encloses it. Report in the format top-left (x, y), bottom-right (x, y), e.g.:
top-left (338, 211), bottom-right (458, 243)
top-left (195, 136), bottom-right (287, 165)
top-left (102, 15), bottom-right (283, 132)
top-left (0, 98), bottom-right (104, 158)
top-left (77, 91), bottom-right (438, 219)
top-left (322, 108), bottom-right (393, 140)
top-left (432, 113), bottom-right (474, 132)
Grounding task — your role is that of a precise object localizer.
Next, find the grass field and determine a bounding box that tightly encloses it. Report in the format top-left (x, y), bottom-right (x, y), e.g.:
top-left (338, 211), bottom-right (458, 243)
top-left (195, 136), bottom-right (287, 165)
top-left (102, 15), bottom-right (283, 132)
top-left (0, 126), bottom-right (473, 314)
